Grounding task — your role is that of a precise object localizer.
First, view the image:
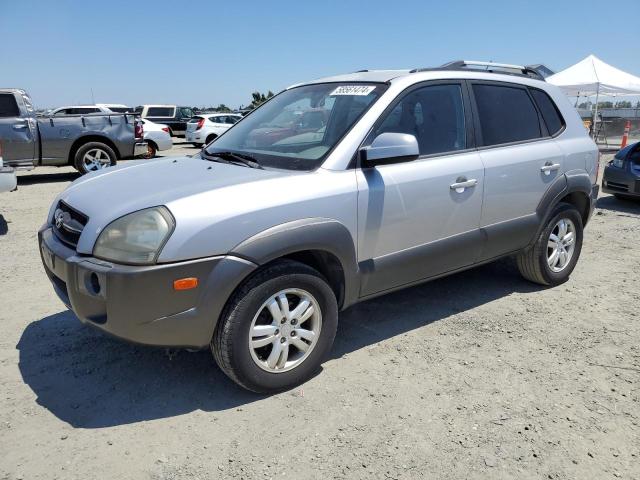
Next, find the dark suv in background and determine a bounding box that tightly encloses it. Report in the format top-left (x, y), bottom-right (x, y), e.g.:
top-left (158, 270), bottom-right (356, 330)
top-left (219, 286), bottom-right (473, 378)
top-left (135, 105), bottom-right (194, 137)
top-left (603, 141), bottom-right (640, 200)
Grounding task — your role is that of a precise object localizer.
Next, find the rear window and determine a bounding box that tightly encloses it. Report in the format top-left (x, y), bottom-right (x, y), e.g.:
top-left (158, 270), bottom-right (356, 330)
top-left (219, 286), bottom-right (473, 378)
top-left (472, 84), bottom-right (541, 146)
top-left (146, 107), bottom-right (175, 117)
top-left (0, 94), bottom-right (19, 117)
top-left (107, 107), bottom-right (130, 113)
top-left (529, 89), bottom-right (565, 136)
top-left (189, 116), bottom-right (204, 123)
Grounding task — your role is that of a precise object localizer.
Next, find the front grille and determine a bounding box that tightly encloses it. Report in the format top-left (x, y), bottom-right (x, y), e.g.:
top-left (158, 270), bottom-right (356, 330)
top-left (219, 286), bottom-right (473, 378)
top-left (52, 201), bottom-right (88, 248)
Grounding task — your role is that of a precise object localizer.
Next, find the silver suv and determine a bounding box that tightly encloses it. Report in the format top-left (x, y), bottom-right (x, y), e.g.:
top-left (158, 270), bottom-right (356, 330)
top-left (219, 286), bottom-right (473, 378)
top-left (39, 61), bottom-right (599, 392)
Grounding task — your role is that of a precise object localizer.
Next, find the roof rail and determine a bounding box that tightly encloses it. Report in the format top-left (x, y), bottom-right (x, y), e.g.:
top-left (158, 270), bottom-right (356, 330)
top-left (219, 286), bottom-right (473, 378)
top-left (411, 60), bottom-right (546, 81)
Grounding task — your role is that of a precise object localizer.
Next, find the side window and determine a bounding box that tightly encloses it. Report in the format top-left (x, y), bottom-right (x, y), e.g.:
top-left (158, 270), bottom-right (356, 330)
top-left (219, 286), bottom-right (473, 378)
top-left (374, 84), bottom-right (466, 156)
top-left (529, 88), bottom-right (565, 136)
top-left (180, 107), bottom-right (193, 118)
top-left (147, 107), bottom-right (175, 117)
top-left (472, 84), bottom-right (541, 146)
top-left (0, 94), bottom-right (19, 117)
top-left (226, 116), bottom-right (239, 124)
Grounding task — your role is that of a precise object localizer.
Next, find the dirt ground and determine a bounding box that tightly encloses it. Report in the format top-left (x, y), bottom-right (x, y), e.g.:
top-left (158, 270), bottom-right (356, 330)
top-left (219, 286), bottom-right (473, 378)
top-left (0, 148), bottom-right (638, 480)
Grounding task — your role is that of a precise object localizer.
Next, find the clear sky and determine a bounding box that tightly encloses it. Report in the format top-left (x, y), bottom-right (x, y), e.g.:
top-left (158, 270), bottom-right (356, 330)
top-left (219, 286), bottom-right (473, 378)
top-left (1, 0), bottom-right (638, 109)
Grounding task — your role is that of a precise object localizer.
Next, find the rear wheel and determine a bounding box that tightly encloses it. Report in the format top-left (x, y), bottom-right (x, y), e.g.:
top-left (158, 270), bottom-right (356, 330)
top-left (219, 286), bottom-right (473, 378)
top-left (212, 260), bottom-right (338, 393)
top-left (205, 134), bottom-right (217, 145)
top-left (73, 142), bottom-right (117, 174)
top-left (141, 141), bottom-right (157, 159)
top-left (517, 202), bottom-right (583, 286)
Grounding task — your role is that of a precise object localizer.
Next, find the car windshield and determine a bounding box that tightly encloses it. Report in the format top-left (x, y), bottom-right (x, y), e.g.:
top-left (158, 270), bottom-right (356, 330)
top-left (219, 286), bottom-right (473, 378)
top-left (205, 83), bottom-right (387, 171)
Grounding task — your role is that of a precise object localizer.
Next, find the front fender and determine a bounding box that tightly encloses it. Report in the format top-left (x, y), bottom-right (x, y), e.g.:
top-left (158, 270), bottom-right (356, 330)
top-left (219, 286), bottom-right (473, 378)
top-left (230, 218), bottom-right (360, 309)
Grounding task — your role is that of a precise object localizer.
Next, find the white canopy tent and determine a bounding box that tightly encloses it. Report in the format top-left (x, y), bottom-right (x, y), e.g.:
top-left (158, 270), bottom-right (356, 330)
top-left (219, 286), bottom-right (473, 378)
top-left (547, 55), bottom-right (640, 136)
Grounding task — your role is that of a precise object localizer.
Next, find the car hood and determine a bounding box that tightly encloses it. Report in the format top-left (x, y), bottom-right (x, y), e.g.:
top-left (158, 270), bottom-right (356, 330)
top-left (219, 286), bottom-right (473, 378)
top-left (51, 156), bottom-right (292, 254)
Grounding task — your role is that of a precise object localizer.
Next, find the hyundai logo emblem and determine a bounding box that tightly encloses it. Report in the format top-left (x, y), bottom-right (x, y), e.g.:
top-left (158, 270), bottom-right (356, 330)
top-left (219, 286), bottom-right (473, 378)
top-left (54, 209), bottom-right (70, 229)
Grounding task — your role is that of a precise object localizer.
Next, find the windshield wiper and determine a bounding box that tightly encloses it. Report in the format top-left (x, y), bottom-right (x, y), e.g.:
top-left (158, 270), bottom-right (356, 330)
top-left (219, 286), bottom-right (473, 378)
top-left (202, 151), bottom-right (263, 169)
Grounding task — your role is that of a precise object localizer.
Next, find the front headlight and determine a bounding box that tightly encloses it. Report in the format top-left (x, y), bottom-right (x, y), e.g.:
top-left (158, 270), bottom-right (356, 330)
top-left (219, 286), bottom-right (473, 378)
top-left (93, 207), bottom-right (175, 264)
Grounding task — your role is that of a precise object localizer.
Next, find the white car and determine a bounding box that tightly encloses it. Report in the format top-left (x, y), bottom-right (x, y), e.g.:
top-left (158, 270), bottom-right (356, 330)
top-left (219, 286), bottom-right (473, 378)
top-left (0, 145), bottom-right (17, 193)
top-left (51, 104), bottom-right (131, 115)
top-left (138, 119), bottom-right (173, 158)
top-left (185, 113), bottom-right (242, 147)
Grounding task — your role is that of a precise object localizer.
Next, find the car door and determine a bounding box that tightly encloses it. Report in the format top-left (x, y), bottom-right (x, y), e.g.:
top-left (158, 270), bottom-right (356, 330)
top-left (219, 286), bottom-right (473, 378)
top-left (0, 92), bottom-right (35, 166)
top-left (468, 81), bottom-right (565, 261)
top-left (356, 81), bottom-right (485, 297)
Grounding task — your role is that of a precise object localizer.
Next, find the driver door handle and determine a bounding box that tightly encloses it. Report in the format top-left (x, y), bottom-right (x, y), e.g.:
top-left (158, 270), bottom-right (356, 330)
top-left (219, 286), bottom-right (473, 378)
top-left (450, 177), bottom-right (478, 193)
top-left (12, 122), bottom-right (28, 130)
top-left (540, 163), bottom-right (561, 174)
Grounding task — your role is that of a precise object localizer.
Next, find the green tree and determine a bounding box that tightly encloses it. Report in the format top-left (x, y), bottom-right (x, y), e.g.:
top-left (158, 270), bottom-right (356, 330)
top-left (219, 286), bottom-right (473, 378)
top-left (214, 104), bottom-right (231, 112)
top-left (597, 101), bottom-right (613, 109)
top-left (249, 90), bottom-right (275, 109)
top-left (614, 101), bottom-right (632, 108)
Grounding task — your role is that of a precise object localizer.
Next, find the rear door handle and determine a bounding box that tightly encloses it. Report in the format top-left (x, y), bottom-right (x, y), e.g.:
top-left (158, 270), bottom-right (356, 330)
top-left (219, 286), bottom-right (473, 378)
top-left (540, 163), bottom-right (560, 175)
top-left (450, 177), bottom-right (478, 193)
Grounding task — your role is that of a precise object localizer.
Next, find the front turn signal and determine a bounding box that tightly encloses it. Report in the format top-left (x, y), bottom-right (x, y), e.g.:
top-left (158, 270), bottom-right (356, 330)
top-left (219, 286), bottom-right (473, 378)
top-left (173, 277), bottom-right (198, 291)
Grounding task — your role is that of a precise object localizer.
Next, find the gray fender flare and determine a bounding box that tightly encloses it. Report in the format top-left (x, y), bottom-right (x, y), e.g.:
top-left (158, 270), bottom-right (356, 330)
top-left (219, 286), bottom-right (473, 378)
top-left (532, 170), bottom-right (593, 245)
top-left (230, 218), bottom-right (360, 309)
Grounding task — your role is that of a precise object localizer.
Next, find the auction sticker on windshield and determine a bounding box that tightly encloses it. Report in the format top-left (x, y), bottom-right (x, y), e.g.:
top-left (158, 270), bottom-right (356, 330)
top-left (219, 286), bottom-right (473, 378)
top-left (329, 85), bottom-right (376, 96)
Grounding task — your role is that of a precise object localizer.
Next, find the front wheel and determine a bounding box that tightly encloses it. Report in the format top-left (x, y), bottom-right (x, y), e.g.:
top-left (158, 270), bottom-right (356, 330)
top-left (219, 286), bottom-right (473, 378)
top-left (517, 202), bottom-right (583, 286)
top-left (73, 142), bottom-right (117, 174)
top-left (212, 260), bottom-right (338, 393)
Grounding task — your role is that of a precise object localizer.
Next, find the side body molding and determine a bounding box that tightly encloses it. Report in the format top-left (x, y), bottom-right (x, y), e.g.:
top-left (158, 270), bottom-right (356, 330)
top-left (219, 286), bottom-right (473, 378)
top-left (231, 218), bottom-right (360, 309)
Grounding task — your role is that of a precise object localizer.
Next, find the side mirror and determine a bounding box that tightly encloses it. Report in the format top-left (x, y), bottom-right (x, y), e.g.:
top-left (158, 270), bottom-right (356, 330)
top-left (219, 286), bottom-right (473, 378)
top-left (359, 132), bottom-right (419, 167)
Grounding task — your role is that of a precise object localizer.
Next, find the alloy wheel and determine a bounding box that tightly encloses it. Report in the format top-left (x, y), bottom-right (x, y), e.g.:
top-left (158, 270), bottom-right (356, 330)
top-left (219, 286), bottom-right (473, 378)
top-left (547, 218), bottom-right (576, 273)
top-left (82, 148), bottom-right (111, 171)
top-left (248, 288), bottom-right (322, 373)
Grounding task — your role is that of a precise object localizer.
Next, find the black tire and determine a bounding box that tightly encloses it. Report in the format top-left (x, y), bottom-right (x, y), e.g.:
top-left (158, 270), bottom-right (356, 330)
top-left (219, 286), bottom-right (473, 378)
top-left (192, 143), bottom-right (203, 148)
top-left (212, 259), bottom-right (338, 393)
top-left (517, 202), bottom-right (583, 286)
top-left (73, 142), bottom-right (117, 174)
top-left (205, 134), bottom-right (217, 145)
top-left (141, 141), bottom-right (157, 159)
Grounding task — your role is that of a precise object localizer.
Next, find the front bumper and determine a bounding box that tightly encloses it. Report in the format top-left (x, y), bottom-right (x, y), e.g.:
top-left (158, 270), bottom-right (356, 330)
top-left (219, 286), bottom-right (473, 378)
top-left (39, 227), bottom-right (256, 348)
top-left (602, 165), bottom-right (640, 197)
top-left (133, 142), bottom-right (149, 157)
top-left (0, 166), bottom-right (17, 193)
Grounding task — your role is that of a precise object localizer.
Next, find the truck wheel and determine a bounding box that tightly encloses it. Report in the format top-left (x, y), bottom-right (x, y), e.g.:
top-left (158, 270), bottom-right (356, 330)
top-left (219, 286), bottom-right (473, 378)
top-left (517, 202), bottom-right (583, 286)
top-left (141, 141), bottom-right (157, 159)
top-left (212, 260), bottom-right (338, 393)
top-left (74, 142), bottom-right (117, 174)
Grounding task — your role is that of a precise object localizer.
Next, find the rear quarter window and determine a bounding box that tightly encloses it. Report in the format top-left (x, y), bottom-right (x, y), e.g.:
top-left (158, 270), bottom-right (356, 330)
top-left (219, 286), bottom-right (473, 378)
top-left (146, 107), bottom-right (175, 117)
top-left (0, 94), bottom-right (20, 117)
top-left (529, 88), bottom-right (565, 136)
top-left (472, 84), bottom-right (542, 146)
